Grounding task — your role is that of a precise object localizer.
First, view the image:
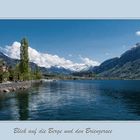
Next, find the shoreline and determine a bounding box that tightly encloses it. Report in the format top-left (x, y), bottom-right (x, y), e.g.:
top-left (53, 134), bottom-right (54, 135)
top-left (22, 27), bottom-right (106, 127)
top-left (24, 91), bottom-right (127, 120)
top-left (0, 79), bottom-right (57, 93)
top-left (1, 78), bottom-right (140, 93)
top-left (0, 80), bottom-right (43, 93)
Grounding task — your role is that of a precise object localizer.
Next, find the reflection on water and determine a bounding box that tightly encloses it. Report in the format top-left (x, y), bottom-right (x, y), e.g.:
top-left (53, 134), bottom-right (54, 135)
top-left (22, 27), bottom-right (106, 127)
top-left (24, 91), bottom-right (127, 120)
top-left (16, 91), bottom-right (29, 120)
top-left (0, 80), bottom-right (140, 120)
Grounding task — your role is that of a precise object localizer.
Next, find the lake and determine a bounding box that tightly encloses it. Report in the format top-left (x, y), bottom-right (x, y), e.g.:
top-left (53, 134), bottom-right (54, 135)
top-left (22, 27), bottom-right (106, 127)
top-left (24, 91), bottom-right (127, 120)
top-left (0, 80), bottom-right (140, 120)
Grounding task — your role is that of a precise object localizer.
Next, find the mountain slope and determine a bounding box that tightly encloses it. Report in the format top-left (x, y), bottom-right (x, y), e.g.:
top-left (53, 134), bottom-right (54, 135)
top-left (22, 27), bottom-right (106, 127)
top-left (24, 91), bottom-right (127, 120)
top-left (0, 52), bottom-right (19, 66)
top-left (93, 43), bottom-right (140, 79)
top-left (91, 57), bottom-right (119, 74)
top-left (98, 59), bottom-right (140, 79)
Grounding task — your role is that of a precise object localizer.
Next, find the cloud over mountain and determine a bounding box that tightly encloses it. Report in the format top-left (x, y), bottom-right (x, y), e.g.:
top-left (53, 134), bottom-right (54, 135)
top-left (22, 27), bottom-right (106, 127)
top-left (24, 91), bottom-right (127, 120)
top-left (0, 42), bottom-right (100, 71)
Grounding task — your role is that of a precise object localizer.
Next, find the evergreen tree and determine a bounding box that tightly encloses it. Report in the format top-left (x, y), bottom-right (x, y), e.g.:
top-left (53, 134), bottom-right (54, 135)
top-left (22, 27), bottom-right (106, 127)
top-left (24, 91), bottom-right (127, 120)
top-left (34, 66), bottom-right (42, 79)
top-left (0, 60), bottom-right (9, 82)
top-left (14, 63), bottom-right (20, 81)
top-left (2, 71), bottom-right (9, 82)
top-left (19, 38), bottom-right (30, 80)
top-left (9, 66), bottom-right (14, 81)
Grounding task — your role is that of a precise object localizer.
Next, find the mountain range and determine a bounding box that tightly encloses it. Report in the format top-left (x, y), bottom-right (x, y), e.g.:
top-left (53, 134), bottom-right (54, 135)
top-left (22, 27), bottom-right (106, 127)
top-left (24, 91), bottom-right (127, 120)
top-left (0, 42), bottom-right (99, 72)
top-left (0, 51), bottom-right (72, 75)
top-left (79, 43), bottom-right (140, 79)
top-left (1, 42), bottom-right (140, 79)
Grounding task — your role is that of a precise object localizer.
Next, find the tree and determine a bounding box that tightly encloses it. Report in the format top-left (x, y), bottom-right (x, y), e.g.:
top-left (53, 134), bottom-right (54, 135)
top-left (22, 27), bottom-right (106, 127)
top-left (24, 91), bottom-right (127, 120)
top-left (0, 59), bottom-right (9, 82)
top-left (9, 66), bottom-right (14, 81)
top-left (34, 66), bottom-right (42, 79)
top-left (0, 59), bottom-right (3, 82)
top-left (2, 71), bottom-right (9, 82)
top-left (19, 38), bottom-right (30, 80)
top-left (13, 63), bottom-right (20, 81)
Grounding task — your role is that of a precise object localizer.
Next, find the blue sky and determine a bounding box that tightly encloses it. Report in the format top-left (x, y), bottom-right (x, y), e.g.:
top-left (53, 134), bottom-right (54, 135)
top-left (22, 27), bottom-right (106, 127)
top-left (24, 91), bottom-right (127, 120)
top-left (0, 20), bottom-right (140, 63)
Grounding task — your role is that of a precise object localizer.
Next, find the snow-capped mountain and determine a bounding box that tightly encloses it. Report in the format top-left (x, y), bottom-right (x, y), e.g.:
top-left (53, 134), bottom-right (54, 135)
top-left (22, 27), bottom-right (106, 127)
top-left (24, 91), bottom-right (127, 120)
top-left (0, 41), bottom-right (100, 72)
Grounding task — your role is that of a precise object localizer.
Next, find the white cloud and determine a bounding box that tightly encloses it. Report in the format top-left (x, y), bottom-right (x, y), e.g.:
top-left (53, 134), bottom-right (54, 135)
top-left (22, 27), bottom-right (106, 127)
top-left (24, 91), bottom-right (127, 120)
top-left (136, 31), bottom-right (140, 36)
top-left (0, 41), bottom-right (100, 71)
top-left (80, 56), bottom-right (100, 66)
